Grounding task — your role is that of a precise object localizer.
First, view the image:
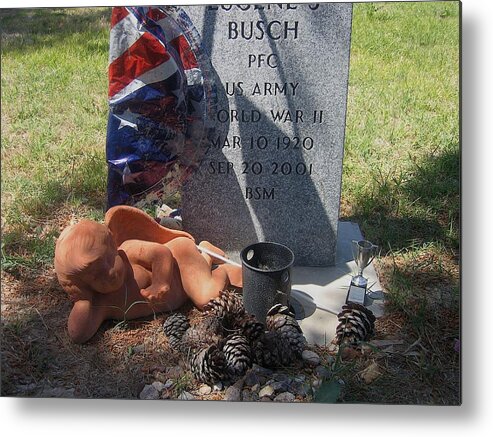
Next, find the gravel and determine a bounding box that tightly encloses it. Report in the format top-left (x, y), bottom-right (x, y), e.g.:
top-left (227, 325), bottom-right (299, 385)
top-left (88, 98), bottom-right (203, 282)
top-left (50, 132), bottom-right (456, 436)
top-left (258, 385), bottom-right (275, 398)
top-left (198, 384), bottom-right (212, 395)
top-left (178, 391), bottom-right (195, 400)
top-left (139, 384), bottom-right (160, 400)
top-left (302, 350), bottom-right (321, 366)
top-left (223, 378), bottom-right (244, 401)
top-left (274, 392), bottom-right (296, 402)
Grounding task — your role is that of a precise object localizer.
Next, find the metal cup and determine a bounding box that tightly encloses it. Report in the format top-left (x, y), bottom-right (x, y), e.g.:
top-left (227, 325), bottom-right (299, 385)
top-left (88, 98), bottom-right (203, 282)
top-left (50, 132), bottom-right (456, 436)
top-left (351, 240), bottom-right (378, 288)
top-left (240, 242), bottom-right (294, 323)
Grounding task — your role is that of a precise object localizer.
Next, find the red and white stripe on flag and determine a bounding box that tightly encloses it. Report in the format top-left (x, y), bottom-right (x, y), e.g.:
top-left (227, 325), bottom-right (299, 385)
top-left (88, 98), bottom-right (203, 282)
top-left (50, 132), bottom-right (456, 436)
top-left (108, 7), bottom-right (199, 103)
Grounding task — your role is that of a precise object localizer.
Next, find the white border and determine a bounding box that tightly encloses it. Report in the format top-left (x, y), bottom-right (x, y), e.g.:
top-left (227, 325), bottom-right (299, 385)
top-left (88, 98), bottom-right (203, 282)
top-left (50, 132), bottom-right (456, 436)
top-left (1, 0), bottom-right (492, 436)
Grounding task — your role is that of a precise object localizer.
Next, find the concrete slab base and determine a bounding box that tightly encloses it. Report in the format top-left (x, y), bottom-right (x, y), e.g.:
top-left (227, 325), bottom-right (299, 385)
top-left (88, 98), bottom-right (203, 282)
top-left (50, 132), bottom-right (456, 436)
top-left (291, 221), bottom-right (385, 346)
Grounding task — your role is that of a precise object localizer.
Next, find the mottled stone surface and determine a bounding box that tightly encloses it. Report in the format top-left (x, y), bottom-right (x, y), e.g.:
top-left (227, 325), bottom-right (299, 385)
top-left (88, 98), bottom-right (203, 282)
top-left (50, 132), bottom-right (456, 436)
top-left (178, 391), bottom-right (195, 401)
top-left (274, 392), bottom-right (296, 402)
top-left (223, 378), bottom-right (244, 401)
top-left (151, 381), bottom-right (166, 392)
top-left (139, 384), bottom-right (160, 400)
top-left (301, 350), bottom-right (321, 366)
top-left (258, 385), bottom-right (275, 398)
top-left (182, 3), bottom-right (352, 266)
top-left (198, 384), bottom-right (212, 395)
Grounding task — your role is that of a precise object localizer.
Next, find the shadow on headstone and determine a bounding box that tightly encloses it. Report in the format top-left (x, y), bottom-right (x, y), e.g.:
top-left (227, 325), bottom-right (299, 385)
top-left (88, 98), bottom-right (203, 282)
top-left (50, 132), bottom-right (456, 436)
top-left (182, 6), bottom-right (257, 250)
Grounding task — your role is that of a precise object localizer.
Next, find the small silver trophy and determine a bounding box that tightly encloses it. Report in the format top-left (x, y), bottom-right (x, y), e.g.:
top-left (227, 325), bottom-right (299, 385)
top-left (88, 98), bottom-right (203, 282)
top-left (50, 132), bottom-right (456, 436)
top-left (347, 240), bottom-right (378, 305)
top-left (351, 240), bottom-right (379, 288)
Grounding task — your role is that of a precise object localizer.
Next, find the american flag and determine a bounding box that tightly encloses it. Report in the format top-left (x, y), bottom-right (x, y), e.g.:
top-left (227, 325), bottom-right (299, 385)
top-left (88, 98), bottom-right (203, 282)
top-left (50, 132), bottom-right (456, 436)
top-left (106, 6), bottom-right (213, 208)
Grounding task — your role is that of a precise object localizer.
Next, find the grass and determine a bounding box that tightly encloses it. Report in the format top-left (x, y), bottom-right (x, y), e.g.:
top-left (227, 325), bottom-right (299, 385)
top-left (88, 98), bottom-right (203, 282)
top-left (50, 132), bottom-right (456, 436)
top-left (1, 8), bottom-right (109, 274)
top-left (1, 3), bottom-right (460, 403)
top-left (343, 2), bottom-right (459, 249)
top-left (339, 1), bottom-right (460, 404)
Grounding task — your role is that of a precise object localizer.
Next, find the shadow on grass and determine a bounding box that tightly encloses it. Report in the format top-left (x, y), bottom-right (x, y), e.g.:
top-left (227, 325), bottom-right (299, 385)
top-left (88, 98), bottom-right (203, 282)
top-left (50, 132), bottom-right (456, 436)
top-left (344, 147), bottom-right (460, 253)
top-left (0, 7), bottom-right (111, 55)
top-left (2, 173), bottom-right (106, 276)
top-left (1, 270), bottom-right (71, 396)
top-left (404, 147), bottom-right (460, 228)
top-left (0, 278), bottom-right (147, 399)
top-left (31, 174), bottom-right (106, 218)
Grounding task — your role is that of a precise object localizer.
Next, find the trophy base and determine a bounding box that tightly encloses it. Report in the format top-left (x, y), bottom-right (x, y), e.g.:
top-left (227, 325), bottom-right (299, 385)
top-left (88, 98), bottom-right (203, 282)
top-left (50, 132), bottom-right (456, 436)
top-left (351, 275), bottom-right (368, 288)
top-left (346, 284), bottom-right (367, 306)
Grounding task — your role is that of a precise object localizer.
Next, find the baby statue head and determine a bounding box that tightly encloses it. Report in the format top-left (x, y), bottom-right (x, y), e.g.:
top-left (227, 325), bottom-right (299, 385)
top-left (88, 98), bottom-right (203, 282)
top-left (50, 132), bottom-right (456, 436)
top-left (54, 220), bottom-right (126, 300)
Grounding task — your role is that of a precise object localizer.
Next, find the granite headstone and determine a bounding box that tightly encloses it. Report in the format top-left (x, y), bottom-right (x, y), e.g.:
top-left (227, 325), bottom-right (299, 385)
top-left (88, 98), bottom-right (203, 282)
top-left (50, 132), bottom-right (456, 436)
top-left (181, 3), bottom-right (352, 266)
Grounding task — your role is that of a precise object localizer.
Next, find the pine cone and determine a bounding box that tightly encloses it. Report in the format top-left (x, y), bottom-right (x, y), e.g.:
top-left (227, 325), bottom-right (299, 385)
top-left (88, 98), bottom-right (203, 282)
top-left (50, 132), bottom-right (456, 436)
top-left (266, 304), bottom-right (306, 356)
top-left (253, 332), bottom-right (278, 368)
top-left (221, 334), bottom-right (252, 377)
top-left (266, 303), bottom-right (293, 319)
top-left (163, 313), bottom-right (190, 350)
top-left (234, 313), bottom-right (265, 342)
top-left (164, 295), bottom-right (310, 381)
top-left (336, 303), bottom-right (376, 345)
top-left (252, 304), bottom-right (306, 368)
top-left (253, 331), bottom-right (296, 368)
top-left (202, 289), bottom-right (245, 323)
top-left (189, 344), bottom-right (227, 384)
top-left (180, 317), bottom-right (223, 352)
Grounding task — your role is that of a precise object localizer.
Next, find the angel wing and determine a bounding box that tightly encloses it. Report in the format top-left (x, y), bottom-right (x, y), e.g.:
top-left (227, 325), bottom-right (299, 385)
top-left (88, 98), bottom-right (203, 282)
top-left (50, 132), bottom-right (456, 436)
top-left (105, 205), bottom-right (194, 246)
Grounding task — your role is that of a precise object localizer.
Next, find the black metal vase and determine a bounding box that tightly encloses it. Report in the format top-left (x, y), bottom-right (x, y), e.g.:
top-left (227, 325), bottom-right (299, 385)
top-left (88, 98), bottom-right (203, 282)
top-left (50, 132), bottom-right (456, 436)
top-left (240, 242), bottom-right (295, 323)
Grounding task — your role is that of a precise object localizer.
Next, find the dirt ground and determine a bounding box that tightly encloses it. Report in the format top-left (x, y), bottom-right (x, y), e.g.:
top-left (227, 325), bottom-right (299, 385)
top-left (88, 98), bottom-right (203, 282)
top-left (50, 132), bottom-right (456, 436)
top-left (0, 207), bottom-right (460, 403)
top-left (1, 266), bottom-right (187, 399)
top-left (1, 260), bottom-right (460, 403)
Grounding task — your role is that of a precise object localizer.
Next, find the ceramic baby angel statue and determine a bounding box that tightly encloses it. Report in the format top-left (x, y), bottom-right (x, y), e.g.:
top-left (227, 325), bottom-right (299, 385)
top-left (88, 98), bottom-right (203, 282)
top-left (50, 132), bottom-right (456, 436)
top-left (54, 205), bottom-right (242, 343)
